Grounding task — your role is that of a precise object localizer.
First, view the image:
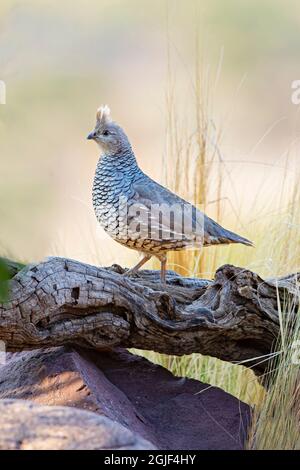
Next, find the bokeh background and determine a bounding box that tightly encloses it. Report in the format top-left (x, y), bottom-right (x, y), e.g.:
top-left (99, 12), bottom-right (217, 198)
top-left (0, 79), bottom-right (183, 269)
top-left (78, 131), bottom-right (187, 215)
top-left (1, 0), bottom-right (300, 275)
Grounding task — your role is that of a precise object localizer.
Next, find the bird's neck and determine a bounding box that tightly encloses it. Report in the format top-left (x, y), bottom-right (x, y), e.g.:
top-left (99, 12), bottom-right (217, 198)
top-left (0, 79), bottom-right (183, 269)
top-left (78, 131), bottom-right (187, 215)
top-left (97, 148), bottom-right (139, 172)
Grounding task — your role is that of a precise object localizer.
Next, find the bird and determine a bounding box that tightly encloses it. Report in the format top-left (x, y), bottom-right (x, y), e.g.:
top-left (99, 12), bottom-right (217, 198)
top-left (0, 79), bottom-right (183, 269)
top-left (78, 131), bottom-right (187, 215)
top-left (87, 105), bottom-right (253, 283)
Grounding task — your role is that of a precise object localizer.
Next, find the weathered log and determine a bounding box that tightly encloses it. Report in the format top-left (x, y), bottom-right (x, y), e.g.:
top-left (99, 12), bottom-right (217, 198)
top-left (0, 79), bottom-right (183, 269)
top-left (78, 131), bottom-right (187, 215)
top-left (0, 257), bottom-right (299, 375)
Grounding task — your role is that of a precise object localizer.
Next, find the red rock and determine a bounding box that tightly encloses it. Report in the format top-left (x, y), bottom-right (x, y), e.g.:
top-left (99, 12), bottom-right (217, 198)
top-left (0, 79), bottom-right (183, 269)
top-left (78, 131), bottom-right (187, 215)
top-left (0, 347), bottom-right (250, 449)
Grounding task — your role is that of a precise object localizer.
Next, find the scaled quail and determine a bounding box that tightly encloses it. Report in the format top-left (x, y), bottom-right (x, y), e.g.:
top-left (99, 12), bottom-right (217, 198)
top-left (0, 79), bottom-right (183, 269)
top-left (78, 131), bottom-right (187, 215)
top-left (87, 106), bottom-right (252, 283)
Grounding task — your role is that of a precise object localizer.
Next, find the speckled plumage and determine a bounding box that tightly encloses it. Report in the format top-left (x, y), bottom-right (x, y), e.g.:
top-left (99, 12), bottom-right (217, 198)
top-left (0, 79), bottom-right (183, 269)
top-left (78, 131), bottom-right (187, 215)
top-left (88, 106), bottom-right (252, 281)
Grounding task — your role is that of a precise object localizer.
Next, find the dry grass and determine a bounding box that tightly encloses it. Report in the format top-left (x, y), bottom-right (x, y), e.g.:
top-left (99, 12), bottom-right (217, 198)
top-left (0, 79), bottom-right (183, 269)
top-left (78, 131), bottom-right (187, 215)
top-left (136, 39), bottom-right (300, 448)
top-left (247, 290), bottom-right (300, 449)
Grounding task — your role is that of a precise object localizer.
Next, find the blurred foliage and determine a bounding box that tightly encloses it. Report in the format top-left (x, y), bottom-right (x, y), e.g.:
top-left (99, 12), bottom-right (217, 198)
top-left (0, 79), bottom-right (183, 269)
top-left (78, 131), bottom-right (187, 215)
top-left (0, 257), bottom-right (25, 302)
top-left (1, 0), bottom-right (300, 261)
top-left (0, 258), bottom-right (10, 302)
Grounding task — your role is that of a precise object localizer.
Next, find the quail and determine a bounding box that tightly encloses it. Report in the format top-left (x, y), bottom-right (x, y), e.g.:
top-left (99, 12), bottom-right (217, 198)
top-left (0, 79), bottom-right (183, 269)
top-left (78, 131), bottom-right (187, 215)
top-left (87, 106), bottom-right (252, 283)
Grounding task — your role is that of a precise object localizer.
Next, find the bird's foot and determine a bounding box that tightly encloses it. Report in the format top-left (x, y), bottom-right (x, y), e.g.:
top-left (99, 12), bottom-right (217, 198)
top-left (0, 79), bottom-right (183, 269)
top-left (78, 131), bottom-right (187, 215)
top-left (109, 264), bottom-right (126, 275)
top-left (122, 268), bottom-right (139, 278)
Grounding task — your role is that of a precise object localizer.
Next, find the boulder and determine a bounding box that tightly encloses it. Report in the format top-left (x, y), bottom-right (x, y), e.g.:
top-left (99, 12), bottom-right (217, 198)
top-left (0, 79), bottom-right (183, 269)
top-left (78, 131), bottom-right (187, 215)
top-left (0, 399), bottom-right (154, 450)
top-left (0, 347), bottom-right (250, 449)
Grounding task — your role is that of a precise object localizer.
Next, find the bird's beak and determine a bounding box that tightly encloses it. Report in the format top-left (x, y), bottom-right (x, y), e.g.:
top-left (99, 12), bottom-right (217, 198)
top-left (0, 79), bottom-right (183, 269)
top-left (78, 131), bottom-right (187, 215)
top-left (87, 131), bottom-right (96, 140)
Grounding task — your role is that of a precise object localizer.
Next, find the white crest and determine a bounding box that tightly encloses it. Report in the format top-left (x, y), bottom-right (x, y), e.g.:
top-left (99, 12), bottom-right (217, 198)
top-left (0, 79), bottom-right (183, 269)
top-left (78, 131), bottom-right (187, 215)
top-left (96, 104), bottom-right (111, 123)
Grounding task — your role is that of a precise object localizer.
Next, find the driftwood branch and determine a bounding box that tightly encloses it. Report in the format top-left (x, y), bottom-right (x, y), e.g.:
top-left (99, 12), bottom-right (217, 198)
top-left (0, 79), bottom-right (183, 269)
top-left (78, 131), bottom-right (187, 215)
top-left (0, 257), bottom-right (299, 375)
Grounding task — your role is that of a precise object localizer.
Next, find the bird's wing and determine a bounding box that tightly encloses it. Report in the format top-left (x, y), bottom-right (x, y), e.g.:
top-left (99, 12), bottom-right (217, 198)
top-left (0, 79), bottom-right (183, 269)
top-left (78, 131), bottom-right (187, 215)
top-left (127, 176), bottom-right (204, 244)
top-left (128, 174), bottom-right (253, 246)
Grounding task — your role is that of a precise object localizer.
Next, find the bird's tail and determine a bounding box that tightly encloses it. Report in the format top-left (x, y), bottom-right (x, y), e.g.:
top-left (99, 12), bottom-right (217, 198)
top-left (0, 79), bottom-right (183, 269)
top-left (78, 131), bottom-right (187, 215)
top-left (204, 216), bottom-right (253, 247)
top-left (219, 231), bottom-right (253, 246)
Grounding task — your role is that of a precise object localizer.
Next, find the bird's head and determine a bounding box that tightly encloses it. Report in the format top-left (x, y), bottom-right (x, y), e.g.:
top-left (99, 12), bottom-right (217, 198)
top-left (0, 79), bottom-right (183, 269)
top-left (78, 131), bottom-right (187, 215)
top-left (87, 105), bottom-right (131, 155)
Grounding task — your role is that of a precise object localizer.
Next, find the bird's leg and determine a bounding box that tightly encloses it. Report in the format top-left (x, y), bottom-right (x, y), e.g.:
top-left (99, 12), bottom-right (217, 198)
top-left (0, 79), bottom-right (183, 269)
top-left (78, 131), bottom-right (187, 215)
top-left (123, 254), bottom-right (152, 277)
top-left (159, 254), bottom-right (167, 284)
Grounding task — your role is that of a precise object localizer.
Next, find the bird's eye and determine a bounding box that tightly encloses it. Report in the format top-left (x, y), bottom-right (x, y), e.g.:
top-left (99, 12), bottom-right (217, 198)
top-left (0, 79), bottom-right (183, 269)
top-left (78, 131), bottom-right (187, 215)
top-left (103, 130), bottom-right (110, 136)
